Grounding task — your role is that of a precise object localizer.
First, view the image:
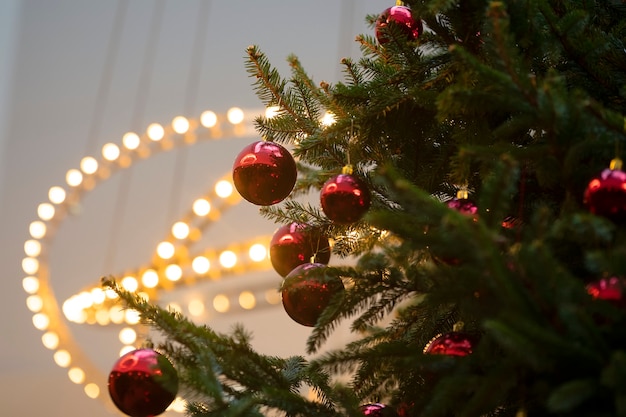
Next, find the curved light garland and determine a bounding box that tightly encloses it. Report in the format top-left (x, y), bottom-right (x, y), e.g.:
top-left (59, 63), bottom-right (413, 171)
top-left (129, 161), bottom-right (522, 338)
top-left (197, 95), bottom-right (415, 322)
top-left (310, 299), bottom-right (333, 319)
top-left (20, 107), bottom-right (286, 414)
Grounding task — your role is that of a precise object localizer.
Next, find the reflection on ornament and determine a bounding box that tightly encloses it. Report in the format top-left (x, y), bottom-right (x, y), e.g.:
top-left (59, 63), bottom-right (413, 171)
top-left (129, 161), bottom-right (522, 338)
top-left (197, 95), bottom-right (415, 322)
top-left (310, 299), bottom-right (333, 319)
top-left (108, 348), bottom-right (178, 417)
top-left (232, 140), bottom-right (297, 206)
top-left (269, 223), bottom-right (331, 277)
top-left (281, 263), bottom-right (345, 327)
top-left (375, 5), bottom-right (423, 44)
top-left (423, 331), bottom-right (476, 356)
top-left (360, 402), bottom-right (399, 417)
top-left (586, 276), bottom-right (624, 302)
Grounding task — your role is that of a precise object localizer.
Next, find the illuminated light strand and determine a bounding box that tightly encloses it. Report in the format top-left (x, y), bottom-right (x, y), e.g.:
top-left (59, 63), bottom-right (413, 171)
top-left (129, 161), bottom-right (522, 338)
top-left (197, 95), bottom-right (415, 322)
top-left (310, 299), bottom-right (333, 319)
top-left (21, 108), bottom-right (277, 410)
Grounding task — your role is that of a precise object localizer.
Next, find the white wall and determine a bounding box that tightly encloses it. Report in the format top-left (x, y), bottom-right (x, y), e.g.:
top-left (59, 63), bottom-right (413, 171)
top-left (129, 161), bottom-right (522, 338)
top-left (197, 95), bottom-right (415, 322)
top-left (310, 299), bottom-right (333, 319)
top-left (0, 0), bottom-right (20, 212)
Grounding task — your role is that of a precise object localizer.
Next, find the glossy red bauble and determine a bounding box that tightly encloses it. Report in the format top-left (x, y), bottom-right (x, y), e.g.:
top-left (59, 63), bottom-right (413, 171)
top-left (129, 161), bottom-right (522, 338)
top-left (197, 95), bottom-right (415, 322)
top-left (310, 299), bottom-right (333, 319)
top-left (320, 174), bottom-right (371, 224)
top-left (586, 276), bottom-right (624, 302)
top-left (270, 223), bottom-right (331, 277)
top-left (423, 332), bottom-right (476, 357)
top-left (232, 141), bottom-right (297, 206)
top-left (584, 167), bottom-right (626, 222)
top-left (375, 5), bottom-right (423, 44)
top-left (281, 263), bottom-right (345, 327)
top-left (447, 197), bottom-right (478, 217)
top-left (108, 348), bottom-right (178, 417)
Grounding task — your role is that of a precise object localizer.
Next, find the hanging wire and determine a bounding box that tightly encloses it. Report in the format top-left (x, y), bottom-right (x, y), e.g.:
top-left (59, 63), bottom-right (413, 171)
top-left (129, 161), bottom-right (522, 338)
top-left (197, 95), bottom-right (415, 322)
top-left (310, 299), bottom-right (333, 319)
top-left (103, 0), bottom-right (166, 271)
top-left (83, 0), bottom-right (129, 157)
top-left (165, 0), bottom-right (213, 224)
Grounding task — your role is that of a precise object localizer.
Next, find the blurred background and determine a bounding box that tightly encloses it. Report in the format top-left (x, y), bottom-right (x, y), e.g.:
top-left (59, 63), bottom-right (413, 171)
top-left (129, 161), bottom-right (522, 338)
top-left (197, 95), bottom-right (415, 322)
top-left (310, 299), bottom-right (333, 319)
top-left (0, 1), bottom-right (390, 415)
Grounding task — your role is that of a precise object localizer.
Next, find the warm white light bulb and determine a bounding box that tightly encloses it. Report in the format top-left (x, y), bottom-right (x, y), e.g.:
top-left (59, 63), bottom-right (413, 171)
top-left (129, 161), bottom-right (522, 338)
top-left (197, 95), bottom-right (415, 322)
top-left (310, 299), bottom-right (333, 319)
top-left (171, 397), bottom-right (187, 413)
top-left (213, 294), bottom-right (230, 313)
top-left (147, 123), bottom-right (164, 141)
top-left (32, 313), bottom-right (50, 330)
top-left (227, 107), bottom-right (244, 124)
top-left (119, 327), bottom-right (137, 344)
top-left (48, 186), bottom-right (66, 204)
top-left (22, 276), bottom-right (40, 294)
top-left (91, 288), bottom-right (106, 304)
top-left (29, 221), bottom-right (47, 239)
top-left (68, 367), bottom-right (85, 384)
top-left (191, 256), bottom-right (210, 274)
top-left (219, 250), bottom-right (237, 268)
top-left (102, 143), bottom-right (120, 161)
top-left (188, 299), bottom-right (205, 317)
top-left (171, 222), bottom-right (189, 240)
top-left (248, 244), bottom-right (267, 262)
top-left (22, 257), bottom-right (39, 274)
top-left (84, 383), bottom-right (100, 399)
top-left (123, 132), bottom-right (140, 150)
top-left (26, 295), bottom-right (43, 312)
top-left (156, 241), bottom-right (175, 259)
top-left (37, 202), bottom-right (55, 221)
top-left (95, 309), bottom-right (110, 325)
top-left (239, 291), bottom-right (256, 310)
top-left (124, 309), bottom-right (140, 324)
top-left (80, 156), bottom-right (98, 174)
top-left (41, 332), bottom-right (59, 349)
top-left (192, 198), bottom-right (211, 216)
top-left (109, 307), bottom-right (125, 324)
top-left (265, 106), bottom-right (280, 119)
top-left (321, 111), bottom-right (336, 126)
top-left (215, 180), bottom-right (233, 198)
top-left (53, 350), bottom-right (71, 367)
top-left (66, 169), bottom-right (83, 187)
top-left (121, 276), bottom-right (138, 292)
top-left (165, 264), bottom-right (182, 281)
top-left (200, 110), bottom-right (217, 128)
top-left (24, 240), bottom-right (42, 257)
top-left (141, 269), bottom-right (159, 288)
top-left (172, 116), bottom-right (189, 134)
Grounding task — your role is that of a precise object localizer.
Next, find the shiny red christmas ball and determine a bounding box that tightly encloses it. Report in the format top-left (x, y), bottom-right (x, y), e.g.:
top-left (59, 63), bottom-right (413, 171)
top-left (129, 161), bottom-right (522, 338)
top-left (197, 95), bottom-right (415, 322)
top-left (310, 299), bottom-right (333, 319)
top-left (447, 197), bottom-right (478, 217)
top-left (423, 332), bottom-right (476, 357)
top-left (375, 5), bottom-right (423, 44)
top-left (360, 403), bottom-right (399, 417)
top-left (270, 222), bottom-right (331, 277)
top-left (584, 167), bottom-right (626, 222)
top-left (108, 348), bottom-right (178, 417)
top-left (320, 174), bottom-right (371, 224)
top-left (586, 276), bottom-right (624, 301)
top-left (232, 141), bottom-right (297, 206)
top-left (281, 263), bottom-right (345, 327)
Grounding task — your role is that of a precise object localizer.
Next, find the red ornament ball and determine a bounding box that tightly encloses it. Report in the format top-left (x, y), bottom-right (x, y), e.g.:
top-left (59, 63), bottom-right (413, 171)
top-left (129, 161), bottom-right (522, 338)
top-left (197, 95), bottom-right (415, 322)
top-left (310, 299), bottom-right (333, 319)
top-left (375, 5), bottom-right (423, 44)
top-left (281, 263), bottom-right (345, 327)
top-left (584, 167), bottom-right (626, 222)
top-left (232, 141), bottom-right (297, 206)
top-left (586, 276), bottom-right (624, 301)
top-left (108, 348), bottom-right (179, 417)
top-left (447, 197), bottom-right (478, 217)
top-left (360, 403), bottom-right (399, 417)
top-left (423, 332), bottom-right (476, 357)
top-left (321, 174), bottom-right (371, 224)
top-left (270, 222), bottom-right (331, 277)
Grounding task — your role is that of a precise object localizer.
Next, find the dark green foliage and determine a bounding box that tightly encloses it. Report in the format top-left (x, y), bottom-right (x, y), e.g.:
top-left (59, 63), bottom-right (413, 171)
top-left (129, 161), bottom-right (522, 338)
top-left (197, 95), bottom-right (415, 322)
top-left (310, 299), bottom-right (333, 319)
top-left (106, 0), bottom-right (626, 416)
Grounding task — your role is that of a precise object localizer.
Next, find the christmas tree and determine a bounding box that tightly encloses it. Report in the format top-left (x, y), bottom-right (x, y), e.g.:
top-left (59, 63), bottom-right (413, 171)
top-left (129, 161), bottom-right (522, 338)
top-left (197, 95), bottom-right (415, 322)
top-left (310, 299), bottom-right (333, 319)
top-left (103, 1), bottom-right (626, 416)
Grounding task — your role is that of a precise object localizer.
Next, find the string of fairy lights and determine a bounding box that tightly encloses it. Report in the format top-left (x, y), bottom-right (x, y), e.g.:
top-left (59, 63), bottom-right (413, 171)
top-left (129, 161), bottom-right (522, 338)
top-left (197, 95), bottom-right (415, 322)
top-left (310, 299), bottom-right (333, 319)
top-left (20, 106), bottom-right (331, 413)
